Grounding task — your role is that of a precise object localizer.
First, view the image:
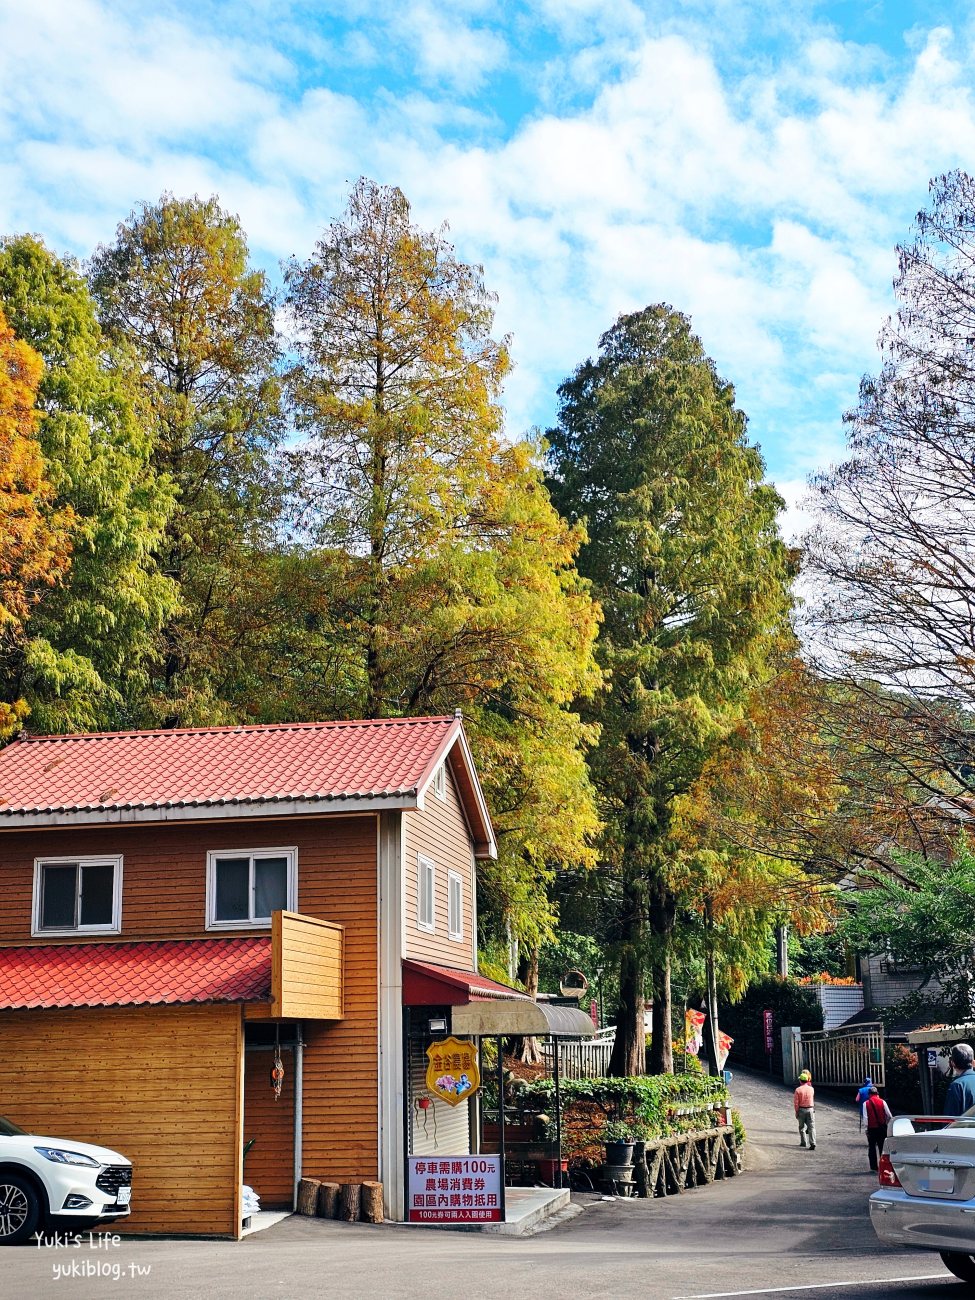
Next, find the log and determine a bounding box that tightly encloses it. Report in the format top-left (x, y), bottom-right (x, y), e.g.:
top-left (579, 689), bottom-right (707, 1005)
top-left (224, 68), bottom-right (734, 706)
top-left (317, 1182), bottom-right (341, 1219)
top-left (361, 1181), bottom-right (384, 1223)
top-left (340, 1182), bottom-right (361, 1222)
top-left (297, 1178), bottom-right (322, 1216)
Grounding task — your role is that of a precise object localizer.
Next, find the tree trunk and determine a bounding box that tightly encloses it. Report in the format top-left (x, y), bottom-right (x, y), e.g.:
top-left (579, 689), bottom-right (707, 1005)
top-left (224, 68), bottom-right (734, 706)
top-left (339, 1182), bottom-right (361, 1222)
top-left (608, 891), bottom-right (645, 1076)
top-left (297, 1178), bottom-right (321, 1216)
top-left (647, 878), bottom-right (676, 1074)
top-left (517, 947), bottom-right (542, 1065)
top-left (648, 953), bottom-right (673, 1074)
top-left (702, 948), bottom-right (720, 1076)
top-left (317, 1182), bottom-right (341, 1218)
top-left (361, 1181), bottom-right (384, 1223)
top-left (701, 906), bottom-right (721, 1076)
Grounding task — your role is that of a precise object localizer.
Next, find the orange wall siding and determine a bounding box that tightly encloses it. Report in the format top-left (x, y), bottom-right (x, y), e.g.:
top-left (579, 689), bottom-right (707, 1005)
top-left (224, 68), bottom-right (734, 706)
top-left (0, 815), bottom-right (374, 945)
top-left (0, 815), bottom-right (382, 1200)
top-left (0, 1004), bottom-right (242, 1237)
top-left (243, 1047), bottom-right (294, 1209)
top-left (402, 768), bottom-right (476, 969)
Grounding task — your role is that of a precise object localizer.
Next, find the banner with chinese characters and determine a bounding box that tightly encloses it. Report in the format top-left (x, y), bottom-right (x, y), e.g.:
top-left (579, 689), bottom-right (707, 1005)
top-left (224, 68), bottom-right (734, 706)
top-left (407, 1155), bottom-right (503, 1222)
top-left (684, 1008), bottom-right (706, 1054)
top-left (425, 1037), bottom-right (480, 1106)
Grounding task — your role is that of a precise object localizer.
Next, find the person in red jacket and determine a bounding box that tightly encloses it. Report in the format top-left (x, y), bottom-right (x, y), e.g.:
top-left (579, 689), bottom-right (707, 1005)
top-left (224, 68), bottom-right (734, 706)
top-left (864, 1085), bottom-right (893, 1171)
top-left (794, 1070), bottom-right (816, 1149)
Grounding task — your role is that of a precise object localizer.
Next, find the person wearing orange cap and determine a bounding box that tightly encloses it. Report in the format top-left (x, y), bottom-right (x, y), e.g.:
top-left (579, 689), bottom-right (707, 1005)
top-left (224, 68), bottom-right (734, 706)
top-left (794, 1070), bottom-right (816, 1149)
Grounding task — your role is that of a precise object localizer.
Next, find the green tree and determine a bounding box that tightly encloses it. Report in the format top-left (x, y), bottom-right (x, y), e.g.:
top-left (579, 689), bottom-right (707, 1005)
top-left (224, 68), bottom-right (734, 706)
top-left (0, 306), bottom-right (74, 737)
top-left (284, 178), bottom-right (602, 953)
top-left (88, 194), bottom-right (281, 724)
top-left (0, 235), bottom-right (176, 731)
top-left (841, 837), bottom-right (975, 1023)
top-left (547, 306), bottom-right (792, 1075)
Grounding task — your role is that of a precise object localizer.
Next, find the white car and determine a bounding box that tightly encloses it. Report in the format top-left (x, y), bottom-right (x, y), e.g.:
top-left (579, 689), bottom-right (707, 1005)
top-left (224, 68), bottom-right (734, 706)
top-left (0, 1115), bottom-right (132, 1245)
top-left (870, 1110), bottom-right (975, 1284)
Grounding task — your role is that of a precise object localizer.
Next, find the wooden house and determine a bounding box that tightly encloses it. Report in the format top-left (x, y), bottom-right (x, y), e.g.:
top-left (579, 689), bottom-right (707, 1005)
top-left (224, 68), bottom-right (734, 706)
top-left (0, 713), bottom-right (543, 1237)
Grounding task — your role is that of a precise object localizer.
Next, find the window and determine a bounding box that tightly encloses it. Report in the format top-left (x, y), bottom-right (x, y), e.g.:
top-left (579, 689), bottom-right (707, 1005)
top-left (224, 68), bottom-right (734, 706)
top-left (32, 856), bottom-right (122, 936)
top-left (432, 763), bottom-right (447, 801)
top-left (417, 855), bottom-right (435, 932)
top-left (448, 871), bottom-right (463, 941)
top-left (206, 848), bottom-right (296, 929)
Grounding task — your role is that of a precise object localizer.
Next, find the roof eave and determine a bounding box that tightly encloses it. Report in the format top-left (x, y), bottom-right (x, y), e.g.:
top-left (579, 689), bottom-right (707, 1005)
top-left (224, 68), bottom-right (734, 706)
top-left (0, 792), bottom-right (421, 829)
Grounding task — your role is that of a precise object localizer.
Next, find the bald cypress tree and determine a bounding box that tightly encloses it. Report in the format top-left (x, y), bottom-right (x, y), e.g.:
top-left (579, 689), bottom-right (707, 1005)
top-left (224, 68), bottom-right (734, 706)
top-left (547, 306), bottom-right (791, 1074)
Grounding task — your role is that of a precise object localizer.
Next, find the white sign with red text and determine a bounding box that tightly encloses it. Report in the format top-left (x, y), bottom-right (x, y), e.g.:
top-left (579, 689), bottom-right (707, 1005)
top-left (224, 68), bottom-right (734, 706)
top-left (407, 1154), bottom-right (503, 1223)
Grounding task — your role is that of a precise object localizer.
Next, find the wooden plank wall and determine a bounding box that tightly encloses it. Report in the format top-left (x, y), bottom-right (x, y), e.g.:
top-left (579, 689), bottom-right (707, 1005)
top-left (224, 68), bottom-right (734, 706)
top-left (273, 911), bottom-right (343, 1020)
top-left (0, 1004), bottom-right (242, 1237)
top-left (402, 764), bottom-right (476, 969)
top-left (290, 819), bottom-right (380, 1185)
top-left (243, 1048), bottom-right (294, 1209)
top-left (0, 815), bottom-right (383, 1192)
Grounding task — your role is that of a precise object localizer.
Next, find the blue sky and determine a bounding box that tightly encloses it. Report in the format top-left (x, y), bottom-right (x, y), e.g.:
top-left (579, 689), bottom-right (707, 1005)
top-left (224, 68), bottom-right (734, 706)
top-left (4, 1), bottom-right (975, 531)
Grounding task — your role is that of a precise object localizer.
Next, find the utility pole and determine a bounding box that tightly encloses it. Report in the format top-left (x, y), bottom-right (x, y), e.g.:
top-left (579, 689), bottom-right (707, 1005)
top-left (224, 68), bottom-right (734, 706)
top-left (775, 924), bottom-right (789, 977)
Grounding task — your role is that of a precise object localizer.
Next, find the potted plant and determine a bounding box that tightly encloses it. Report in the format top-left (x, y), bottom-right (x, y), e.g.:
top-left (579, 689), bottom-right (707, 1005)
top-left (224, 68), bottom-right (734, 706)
top-left (604, 1121), bottom-right (637, 1167)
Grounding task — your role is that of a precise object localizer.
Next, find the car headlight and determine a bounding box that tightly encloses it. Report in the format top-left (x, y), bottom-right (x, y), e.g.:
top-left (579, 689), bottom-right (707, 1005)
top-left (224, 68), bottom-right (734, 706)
top-left (34, 1147), bottom-right (101, 1168)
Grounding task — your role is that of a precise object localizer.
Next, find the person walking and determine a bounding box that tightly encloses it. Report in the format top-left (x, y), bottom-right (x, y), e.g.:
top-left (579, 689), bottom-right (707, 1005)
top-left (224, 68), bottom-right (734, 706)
top-left (795, 1070), bottom-right (816, 1150)
top-left (864, 1086), bottom-right (892, 1171)
top-left (855, 1076), bottom-right (873, 1128)
top-left (944, 1043), bottom-right (975, 1116)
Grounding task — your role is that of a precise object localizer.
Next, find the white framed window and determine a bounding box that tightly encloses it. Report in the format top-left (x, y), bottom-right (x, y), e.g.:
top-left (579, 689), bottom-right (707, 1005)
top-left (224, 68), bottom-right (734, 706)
top-left (32, 855), bottom-right (123, 937)
top-left (448, 871), bottom-right (463, 941)
top-left (417, 855), bottom-right (436, 932)
top-left (432, 763), bottom-right (447, 801)
top-left (206, 847), bottom-right (296, 930)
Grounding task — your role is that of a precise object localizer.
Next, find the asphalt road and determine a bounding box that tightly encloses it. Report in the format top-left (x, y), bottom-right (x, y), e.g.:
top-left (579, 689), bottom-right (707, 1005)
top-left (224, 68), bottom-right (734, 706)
top-left (3, 1067), bottom-right (968, 1300)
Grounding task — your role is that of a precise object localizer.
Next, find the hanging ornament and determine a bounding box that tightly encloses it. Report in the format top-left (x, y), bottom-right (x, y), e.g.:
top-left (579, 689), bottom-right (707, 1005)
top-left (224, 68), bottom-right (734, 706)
top-left (270, 1025), bottom-right (284, 1100)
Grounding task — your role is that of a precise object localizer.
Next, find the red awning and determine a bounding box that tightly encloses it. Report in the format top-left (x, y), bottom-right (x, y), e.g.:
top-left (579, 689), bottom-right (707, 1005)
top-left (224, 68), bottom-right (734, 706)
top-left (0, 938), bottom-right (272, 1010)
top-left (402, 959), bottom-right (529, 1007)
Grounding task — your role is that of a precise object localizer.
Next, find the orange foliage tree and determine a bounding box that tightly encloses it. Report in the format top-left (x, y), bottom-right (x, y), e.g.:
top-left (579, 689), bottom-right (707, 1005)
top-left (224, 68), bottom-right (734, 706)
top-left (0, 308), bottom-right (73, 737)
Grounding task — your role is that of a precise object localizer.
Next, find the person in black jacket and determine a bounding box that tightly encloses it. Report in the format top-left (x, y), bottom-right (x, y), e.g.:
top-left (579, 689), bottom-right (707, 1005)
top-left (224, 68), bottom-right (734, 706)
top-left (944, 1043), bottom-right (975, 1116)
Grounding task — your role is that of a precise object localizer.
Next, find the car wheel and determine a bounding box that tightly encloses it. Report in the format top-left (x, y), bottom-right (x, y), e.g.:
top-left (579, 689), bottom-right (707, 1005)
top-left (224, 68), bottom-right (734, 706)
top-left (940, 1251), bottom-right (975, 1284)
top-left (0, 1174), bottom-right (41, 1245)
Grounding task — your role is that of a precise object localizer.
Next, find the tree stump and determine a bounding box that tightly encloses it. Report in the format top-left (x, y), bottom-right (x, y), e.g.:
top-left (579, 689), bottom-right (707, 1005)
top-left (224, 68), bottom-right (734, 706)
top-left (361, 1181), bottom-right (384, 1223)
top-left (297, 1178), bottom-right (321, 1216)
top-left (340, 1182), bottom-right (361, 1222)
top-left (317, 1182), bottom-right (341, 1219)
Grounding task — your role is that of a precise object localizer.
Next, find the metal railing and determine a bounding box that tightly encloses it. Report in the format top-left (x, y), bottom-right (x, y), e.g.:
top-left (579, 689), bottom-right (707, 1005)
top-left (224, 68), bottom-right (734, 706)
top-left (799, 1022), bottom-right (885, 1087)
top-left (541, 1028), bottom-right (616, 1080)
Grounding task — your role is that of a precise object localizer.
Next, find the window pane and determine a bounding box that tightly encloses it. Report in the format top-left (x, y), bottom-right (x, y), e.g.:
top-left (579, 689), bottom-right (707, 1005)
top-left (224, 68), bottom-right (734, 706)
top-left (254, 857), bottom-right (288, 919)
top-left (214, 858), bottom-right (250, 921)
top-left (80, 863), bottom-right (114, 926)
top-left (450, 876), bottom-right (462, 935)
top-left (41, 865), bottom-right (77, 929)
top-left (420, 862), bottom-right (434, 928)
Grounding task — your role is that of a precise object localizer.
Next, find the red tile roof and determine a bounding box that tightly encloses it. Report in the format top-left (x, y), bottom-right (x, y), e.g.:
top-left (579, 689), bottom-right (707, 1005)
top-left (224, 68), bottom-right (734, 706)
top-left (0, 717), bottom-right (457, 817)
top-left (0, 938), bottom-right (272, 1010)
top-left (402, 959), bottom-right (529, 1004)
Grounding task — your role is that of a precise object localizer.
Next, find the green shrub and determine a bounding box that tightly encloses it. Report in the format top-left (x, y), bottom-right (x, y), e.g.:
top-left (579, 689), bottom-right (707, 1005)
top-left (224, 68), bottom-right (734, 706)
top-left (521, 1073), bottom-right (729, 1159)
top-left (732, 1108), bottom-right (746, 1148)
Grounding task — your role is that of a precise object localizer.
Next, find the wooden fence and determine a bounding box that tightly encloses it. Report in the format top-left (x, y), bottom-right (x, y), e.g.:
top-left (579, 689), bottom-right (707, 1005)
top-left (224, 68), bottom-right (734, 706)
top-left (615, 1127), bottom-right (739, 1198)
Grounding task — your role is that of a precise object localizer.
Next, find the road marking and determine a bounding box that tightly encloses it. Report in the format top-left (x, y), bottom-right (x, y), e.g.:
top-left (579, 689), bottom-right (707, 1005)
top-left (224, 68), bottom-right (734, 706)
top-left (673, 1276), bottom-right (950, 1299)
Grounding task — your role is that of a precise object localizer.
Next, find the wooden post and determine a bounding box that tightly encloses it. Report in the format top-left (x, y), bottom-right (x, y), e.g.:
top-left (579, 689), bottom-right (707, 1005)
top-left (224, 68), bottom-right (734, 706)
top-left (297, 1178), bottom-right (321, 1216)
top-left (340, 1182), bottom-right (361, 1222)
top-left (317, 1182), bottom-right (341, 1218)
top-left (361, 1181), bottom-right (384, 1223)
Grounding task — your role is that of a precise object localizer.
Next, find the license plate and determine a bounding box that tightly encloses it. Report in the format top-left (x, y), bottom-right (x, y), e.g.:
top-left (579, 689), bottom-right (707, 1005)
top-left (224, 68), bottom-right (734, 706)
top-left (924, 1167), bottom-right (954, 1194)
top-left (116, 1186), bottom-right (131, 1206)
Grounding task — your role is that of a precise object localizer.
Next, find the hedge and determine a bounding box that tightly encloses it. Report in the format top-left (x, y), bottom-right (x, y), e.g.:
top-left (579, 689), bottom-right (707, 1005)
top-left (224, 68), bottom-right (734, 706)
top-left (519, 1074), bottom-right (730, 1161)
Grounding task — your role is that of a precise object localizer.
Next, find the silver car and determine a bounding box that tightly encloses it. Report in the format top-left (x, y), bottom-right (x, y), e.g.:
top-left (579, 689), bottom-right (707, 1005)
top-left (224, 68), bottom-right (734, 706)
top-left (870, 1111), bottom-right (975, 1284)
